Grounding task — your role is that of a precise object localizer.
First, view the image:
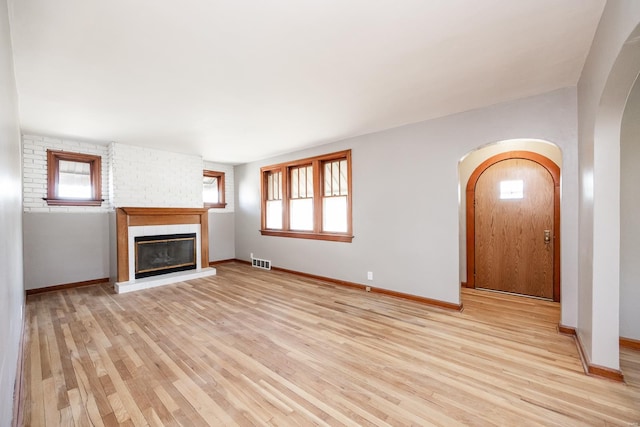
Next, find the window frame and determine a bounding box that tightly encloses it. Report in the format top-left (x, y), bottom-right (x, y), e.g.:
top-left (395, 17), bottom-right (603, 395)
top-left (203, 170), bottom-right (227, 209)
top-left (260, 150), bottom-right (353, 242)
top-left (46, 149), bottom-right (102, 206)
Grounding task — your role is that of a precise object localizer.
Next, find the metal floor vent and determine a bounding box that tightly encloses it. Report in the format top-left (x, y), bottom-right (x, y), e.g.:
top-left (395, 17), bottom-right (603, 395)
top-left (251, 257), bottom-right (272, 270)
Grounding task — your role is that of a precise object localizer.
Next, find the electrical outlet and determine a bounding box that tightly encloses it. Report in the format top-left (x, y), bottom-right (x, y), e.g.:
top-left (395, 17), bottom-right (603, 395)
top-left (367, 271), bottom-right (373, 281)
top-left (365, 286), bottom-right (371, 292)
top-left (250, 252), bottom-right (253, 259)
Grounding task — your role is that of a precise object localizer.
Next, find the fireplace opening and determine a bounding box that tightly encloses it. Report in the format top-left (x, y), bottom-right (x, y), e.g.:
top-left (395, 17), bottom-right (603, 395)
top-left (135, 233), bottom-right (197, 279)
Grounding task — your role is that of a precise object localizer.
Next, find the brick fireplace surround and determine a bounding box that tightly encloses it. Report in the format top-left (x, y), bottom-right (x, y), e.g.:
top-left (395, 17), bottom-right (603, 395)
top-left (115, 207), bottom-right (216, 293)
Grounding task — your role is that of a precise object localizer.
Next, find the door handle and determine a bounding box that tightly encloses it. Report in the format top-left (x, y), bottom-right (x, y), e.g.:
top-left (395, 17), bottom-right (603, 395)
top-left (544, 230), bottom-right (551, 244)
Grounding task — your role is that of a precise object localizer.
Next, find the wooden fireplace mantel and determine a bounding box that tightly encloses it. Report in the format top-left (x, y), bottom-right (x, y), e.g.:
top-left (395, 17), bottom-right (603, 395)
top-left (116, 207), bottom-right (210, 282)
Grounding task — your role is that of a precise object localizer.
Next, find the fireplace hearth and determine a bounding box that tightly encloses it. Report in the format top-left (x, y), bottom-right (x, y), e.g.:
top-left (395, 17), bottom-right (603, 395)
top-left (135, 233), bottom-right (197, 279)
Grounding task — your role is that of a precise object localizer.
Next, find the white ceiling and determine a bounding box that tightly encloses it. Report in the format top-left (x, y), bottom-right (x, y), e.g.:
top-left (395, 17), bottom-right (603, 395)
top-left (9, 0), bottom-right (605, 164)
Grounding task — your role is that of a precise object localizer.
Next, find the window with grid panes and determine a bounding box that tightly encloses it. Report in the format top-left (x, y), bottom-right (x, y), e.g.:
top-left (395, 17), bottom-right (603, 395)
top-left (322, 158), bottom-right (349, 233)
top-left (265, 169), bottom-right (283, 229)
top-left (260, 150), bottom-right (352, 242)
top-left (289, 165), bottom-right (313, 231)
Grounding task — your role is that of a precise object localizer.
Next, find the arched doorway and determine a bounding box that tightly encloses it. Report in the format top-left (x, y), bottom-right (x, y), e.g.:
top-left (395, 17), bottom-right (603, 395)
top-left (465, 151), bottom-right (560, 301)
top-left (585, 16), bottom-right (640, 375)
top-left (620, 76), bottom-right (640, 347)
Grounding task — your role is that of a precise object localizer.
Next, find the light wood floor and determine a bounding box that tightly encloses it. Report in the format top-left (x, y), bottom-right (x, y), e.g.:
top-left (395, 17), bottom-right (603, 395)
top-left (21, 262), bottom-right (640, 426)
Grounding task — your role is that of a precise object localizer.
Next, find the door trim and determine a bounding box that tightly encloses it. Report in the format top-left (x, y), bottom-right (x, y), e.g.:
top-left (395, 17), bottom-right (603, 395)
top-left (465, 151), bottom-right (561, 302)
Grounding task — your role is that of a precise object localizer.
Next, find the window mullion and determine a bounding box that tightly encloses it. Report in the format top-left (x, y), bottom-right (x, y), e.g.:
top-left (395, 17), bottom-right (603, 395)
top-left (52, 157), bottom-right (61, 198)
top-left (346, 152), bottom-right (353, 235)
top-left (92, 158), bottom-right (101, 200)
top-left (331, 161), bottom-right (336, 196)
top-left (261, 172), bottom-right (268, 229)
top-left (298, 168), bottom-right (303, 198)
top-left (338, 160), bottom-right (342, 195)
top-left (89, 162), bottom-right (99, 199)
top-left (313, 160), bottom-right (322, 234)
top-left (217, 173), bottom-right (225, 206)
top-left (282, 166), bottom-right (290, 231)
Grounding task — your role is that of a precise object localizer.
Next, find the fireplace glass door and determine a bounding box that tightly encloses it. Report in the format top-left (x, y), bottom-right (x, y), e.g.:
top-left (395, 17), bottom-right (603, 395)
top-left (135, 233), bottom-right (197, 279)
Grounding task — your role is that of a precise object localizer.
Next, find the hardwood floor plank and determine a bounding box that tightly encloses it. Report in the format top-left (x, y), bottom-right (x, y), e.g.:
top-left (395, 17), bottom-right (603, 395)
top-left (42, 378), bottom-right (58, 427)
top-left (66, 388), bottom-right (90, 427)
top-left (67, 316), bottom-right (114, 421)
top-left (22, 262), bottom-right (640, 426)
top-left (62, 324), bottom-right (104, 427)
top-left (27, 311), bottom-right (44, 427)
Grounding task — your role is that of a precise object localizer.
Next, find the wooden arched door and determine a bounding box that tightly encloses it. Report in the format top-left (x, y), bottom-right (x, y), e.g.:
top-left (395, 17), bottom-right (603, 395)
top-left (466, 151), bottom-right (560, 301)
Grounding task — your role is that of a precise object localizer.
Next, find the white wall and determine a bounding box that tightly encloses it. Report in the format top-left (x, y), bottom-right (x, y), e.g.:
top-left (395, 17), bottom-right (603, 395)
top-left (204, 160), bottom-right (236, 261)
top-left (577, 0), bottom-right (640, 369)
top-left (235, 88), bottom-right (578, 306)
top-left (0, 0), bottom-right (24, 423)
top-left (620, 75), bottom-right (640, 341)
top-left (110, 142), bottom-right (202, 208)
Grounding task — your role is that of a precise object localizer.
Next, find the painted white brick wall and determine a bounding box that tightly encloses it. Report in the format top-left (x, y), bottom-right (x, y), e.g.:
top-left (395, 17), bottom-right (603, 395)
top-left (111, 142), bottom-right (203, 208)
top-left (22, 134), bottom-right (111, 212)
top-left (22, 136), bottom-right (234, 211)
top-left (203, 160), bottom-right (235, 213)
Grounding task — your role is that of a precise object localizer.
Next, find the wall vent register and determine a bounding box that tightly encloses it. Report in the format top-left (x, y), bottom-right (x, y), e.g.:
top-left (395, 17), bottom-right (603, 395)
top-left (135, 233), bottom-right (197, 279)
top-left (251, 257), bottom-right (272, 270)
